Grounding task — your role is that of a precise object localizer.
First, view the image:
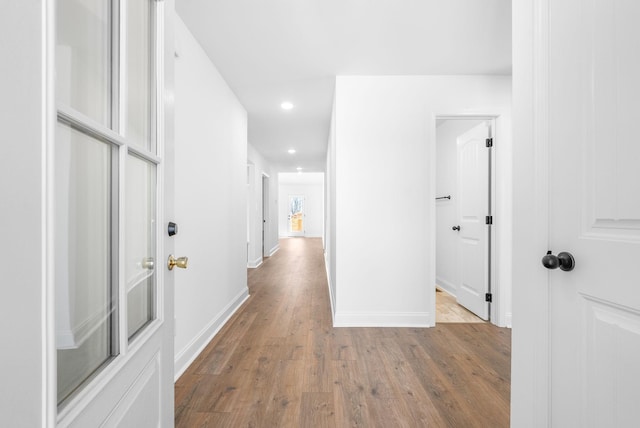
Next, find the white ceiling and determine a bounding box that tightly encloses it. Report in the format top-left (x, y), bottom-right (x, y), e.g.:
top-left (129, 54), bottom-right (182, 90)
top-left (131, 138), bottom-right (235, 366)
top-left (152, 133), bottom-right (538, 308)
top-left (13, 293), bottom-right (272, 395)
top-left (176, 0), bottom-right (512, 173)
top-left (279, 172), bottom-right (325, 185)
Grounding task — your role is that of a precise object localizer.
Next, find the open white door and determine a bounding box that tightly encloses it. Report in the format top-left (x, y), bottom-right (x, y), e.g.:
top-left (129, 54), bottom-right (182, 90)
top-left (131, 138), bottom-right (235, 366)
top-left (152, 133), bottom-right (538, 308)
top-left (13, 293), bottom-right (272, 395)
top-left (545, 1), bottom-right (640, 424)
top-left (513, 0), bottom-right (640, 425)
top-left (54, 0), bottom-right (174, 425)
top-left (455, 122), bottom-right (491, 320)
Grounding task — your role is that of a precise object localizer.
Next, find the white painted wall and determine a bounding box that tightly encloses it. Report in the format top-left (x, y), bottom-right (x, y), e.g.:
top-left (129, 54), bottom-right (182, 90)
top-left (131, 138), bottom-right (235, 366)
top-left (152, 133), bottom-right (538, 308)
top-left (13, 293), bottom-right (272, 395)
top-left (247, 143), bottom-right (279, 268)
top-left (330, 75), bottom-right (512, 327)
top-left (173, 16), bottom-right (249, 378)
top-left (435, 120), bottom-right (484, 296)
top-left (0, 2), bottom-right (51, 425)
top-left (278, 173), bottom-right (324, 238)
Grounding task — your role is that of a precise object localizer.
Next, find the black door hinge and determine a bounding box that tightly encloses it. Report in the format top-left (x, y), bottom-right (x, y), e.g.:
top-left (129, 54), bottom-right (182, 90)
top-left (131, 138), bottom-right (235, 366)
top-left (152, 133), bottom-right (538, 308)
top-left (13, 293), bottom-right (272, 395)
top-left (486, 215), bottom-right (493, 225)
top-left (486, 138), bottom-right (493, 147)
top-left (485, 293), bottom-right (492, 303)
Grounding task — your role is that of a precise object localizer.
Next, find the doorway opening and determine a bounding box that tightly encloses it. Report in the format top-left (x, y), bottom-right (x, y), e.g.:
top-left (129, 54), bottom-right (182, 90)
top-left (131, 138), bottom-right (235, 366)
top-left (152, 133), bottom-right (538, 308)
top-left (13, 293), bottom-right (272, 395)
top-left (288, 195), bottom-right (305, 237)
top-left (262, 173), bottom-right (269, 258)
top-left (278, 172), bottom-right (325, 241)
top-left (435, 117), bottom-right (496, 324)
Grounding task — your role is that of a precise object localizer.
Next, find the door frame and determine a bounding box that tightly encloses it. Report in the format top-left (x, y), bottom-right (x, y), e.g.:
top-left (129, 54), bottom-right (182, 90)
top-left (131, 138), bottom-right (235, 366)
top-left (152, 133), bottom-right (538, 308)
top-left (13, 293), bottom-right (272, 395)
top-left (262, 173), bottom-right (269, 257)
top-left (511, 0), bottom-right (551, 425)
top-left (433, 115), bottom-right (500, 325)
top-left (434, 118), bottom-right (495, 322)
top-left (288, 194), bottom-right (306, 237)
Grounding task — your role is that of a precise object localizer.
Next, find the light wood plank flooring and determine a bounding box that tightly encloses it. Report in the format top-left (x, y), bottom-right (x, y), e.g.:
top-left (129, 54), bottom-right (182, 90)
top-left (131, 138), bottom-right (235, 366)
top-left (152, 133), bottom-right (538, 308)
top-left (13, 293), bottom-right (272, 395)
top-left (175, 238), bottom-right (511, 427)
top-left (436, 289), bottom-right (486, 323)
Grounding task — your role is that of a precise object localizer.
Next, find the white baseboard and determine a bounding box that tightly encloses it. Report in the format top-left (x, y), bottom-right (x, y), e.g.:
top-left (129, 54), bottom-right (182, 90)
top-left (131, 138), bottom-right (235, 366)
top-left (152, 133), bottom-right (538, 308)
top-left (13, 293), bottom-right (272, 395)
top-left (267, 244), bottom-right (279, 257)
top-left (436, 276), bottom-right (457, 296)
top-left (174, 288), bottom-right (250, 381)
top-left (333, 311), bottom-right (431, 328)
top-left (247, 256), bottom-right (262, 269)
top-left (505, 312), bottom-right (512, 328)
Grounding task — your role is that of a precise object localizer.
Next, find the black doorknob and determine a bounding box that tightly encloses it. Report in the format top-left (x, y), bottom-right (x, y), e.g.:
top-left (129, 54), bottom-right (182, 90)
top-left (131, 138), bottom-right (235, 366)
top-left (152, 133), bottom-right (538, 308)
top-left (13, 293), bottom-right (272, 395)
top-left (452, 225), bottom-right (461, 231)
top-left (541, 250), bottom-right (575, 271)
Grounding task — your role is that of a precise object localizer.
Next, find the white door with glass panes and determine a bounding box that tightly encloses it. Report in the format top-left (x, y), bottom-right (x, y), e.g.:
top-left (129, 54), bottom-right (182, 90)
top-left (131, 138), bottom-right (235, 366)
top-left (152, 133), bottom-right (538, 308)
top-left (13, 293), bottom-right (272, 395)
top-left (288, 195), bottom-right (305, 236)
top-left (54, 0), bottom-right (174, 425)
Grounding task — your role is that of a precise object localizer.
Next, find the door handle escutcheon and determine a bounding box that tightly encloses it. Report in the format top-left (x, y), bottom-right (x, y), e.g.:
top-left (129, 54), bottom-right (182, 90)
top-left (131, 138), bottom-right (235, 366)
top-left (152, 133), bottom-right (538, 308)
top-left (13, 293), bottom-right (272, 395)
top-left (168, 255), bottom-right (188, 270)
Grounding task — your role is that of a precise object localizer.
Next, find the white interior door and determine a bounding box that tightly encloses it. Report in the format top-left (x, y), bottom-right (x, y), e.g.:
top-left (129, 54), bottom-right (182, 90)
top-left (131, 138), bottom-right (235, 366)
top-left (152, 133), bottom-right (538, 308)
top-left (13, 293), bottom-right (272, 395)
top-left (455, 122), bottom-right (490, 320)
top-left (288, 195), bottom-right (305, 237)
top-left (545, 1), bottom-right (640, 424)
top-left (54, 1), bottom-right (174, 425)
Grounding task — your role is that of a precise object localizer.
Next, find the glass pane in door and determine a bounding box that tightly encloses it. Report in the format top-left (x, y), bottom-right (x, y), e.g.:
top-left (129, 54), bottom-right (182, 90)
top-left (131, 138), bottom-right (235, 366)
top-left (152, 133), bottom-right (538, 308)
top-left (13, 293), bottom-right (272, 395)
top-left (125, 154), bottom-right (156, 340)
top-left (55, 122), bottom-right (116, 405)
top-left (124, 0), bottom-right (153, 151)
top-left (289, 196), bottom-right (304, 233)
top-left (56, 0), bottom-right (111, 126)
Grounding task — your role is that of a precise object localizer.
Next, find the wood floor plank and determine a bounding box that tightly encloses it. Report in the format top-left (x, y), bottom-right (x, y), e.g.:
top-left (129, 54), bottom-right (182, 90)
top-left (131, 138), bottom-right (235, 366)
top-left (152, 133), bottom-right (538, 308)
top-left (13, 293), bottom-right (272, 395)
top-left (193, 311), bottom-right (259, 375)
top-left (300, 392), bottom-right (336, 428)
top-left (331, 360), bottom-right (373, 427)
top-left (436, 288), bottom-right (486, 323)
top-left (376, 337), bottom-right (449, 426)
top-left (260, 359), bottom-right (304, 427)
top-left (175, 238), bottom-right (511, 428)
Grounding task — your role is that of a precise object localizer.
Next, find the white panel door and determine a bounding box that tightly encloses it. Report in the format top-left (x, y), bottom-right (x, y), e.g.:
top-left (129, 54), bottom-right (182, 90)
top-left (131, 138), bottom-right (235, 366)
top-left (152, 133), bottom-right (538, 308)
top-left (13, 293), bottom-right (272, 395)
top-left (455, 122), bottom-right (490, 320)
top-left (547, 0), bottom-right (640, 424)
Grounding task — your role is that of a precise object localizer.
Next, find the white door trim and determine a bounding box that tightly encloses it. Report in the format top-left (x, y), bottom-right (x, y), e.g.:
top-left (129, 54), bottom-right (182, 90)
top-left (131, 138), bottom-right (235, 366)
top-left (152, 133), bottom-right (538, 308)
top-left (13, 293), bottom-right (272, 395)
top-left (511, 0), bottom-right (551, 425)
top-left (45, 0), bottom-right (57, 424)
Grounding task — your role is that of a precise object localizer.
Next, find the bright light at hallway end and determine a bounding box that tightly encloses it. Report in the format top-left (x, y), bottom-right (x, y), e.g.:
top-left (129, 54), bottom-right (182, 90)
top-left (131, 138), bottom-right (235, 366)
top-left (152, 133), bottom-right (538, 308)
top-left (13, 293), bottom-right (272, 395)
top-left (288, 149), bottom-right (296, 154)
top-left (281, 101), bottom-right (294, 110)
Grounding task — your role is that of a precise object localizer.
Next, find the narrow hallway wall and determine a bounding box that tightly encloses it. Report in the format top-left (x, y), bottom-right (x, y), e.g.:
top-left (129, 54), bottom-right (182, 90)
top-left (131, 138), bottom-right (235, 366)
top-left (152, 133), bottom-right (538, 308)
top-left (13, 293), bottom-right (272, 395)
top-left (173, 15), bottom-right (249, 378)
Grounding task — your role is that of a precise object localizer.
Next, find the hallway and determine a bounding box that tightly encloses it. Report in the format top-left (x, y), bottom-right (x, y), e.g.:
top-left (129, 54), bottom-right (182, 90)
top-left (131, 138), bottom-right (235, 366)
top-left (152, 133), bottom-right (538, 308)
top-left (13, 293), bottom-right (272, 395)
top-left (175, 238), bottom-right (511, 427)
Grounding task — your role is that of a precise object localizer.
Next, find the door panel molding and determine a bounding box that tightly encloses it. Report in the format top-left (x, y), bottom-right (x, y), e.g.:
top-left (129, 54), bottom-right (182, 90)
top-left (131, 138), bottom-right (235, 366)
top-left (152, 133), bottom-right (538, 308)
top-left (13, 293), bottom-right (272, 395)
top-left (582, 0), bottom-right (640, 242)
top-left (582, 294), bottom-right (640, 426)
top-left (103, 353), bottom-right (160, 427)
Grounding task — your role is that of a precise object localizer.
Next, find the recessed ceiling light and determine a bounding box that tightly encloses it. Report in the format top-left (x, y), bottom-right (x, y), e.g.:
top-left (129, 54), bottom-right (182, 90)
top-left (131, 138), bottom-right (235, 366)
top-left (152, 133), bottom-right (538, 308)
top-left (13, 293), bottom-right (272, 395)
top-left (288, 149), bottom-right (296, 154)
top-left (281, 102), bottom-right (294, 110)
top-left (296, 167), bottom-right (302, 171)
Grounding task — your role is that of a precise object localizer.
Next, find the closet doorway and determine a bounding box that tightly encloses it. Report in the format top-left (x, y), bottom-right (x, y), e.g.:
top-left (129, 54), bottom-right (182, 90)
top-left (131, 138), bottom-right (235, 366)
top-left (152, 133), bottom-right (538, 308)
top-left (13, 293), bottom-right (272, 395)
top-left (435, 117), bottom-right (496, 323)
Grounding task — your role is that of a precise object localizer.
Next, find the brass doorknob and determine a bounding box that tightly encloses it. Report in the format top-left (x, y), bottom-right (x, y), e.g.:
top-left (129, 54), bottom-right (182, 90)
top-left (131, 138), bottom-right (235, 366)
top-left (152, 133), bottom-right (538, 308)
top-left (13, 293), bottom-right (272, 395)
top-left (168, 255), bottom-right (188, 270)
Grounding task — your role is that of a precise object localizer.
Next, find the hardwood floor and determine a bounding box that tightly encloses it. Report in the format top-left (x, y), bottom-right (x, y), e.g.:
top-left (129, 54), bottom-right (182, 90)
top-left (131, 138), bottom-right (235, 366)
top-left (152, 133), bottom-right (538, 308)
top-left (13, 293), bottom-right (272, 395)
top-left (175, 238), bottom-right (511, 427)
top-left (436, 289), bottom-right (486, 323)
